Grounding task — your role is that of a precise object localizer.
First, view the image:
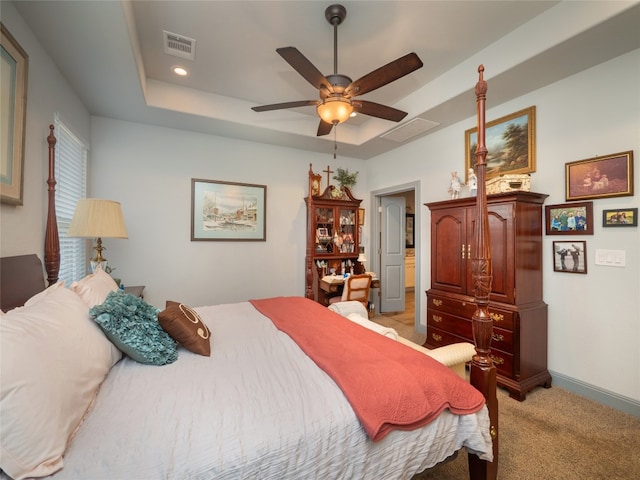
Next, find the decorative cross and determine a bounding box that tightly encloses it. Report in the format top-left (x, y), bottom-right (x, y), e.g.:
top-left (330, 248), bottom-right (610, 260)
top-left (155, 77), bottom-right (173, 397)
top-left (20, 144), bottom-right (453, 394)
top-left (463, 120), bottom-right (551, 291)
top-left (323, 165), bottom-right (334, 186)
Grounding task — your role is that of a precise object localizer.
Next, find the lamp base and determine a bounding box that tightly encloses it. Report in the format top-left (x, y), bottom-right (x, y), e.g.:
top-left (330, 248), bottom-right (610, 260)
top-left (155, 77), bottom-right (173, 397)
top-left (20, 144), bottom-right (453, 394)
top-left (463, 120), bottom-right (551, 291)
top-left (90, 260), bottom-right (107, 273)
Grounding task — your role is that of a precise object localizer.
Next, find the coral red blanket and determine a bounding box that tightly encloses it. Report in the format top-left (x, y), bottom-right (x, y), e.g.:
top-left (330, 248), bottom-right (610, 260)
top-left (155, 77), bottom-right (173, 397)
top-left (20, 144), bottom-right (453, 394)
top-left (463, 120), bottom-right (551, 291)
top-left (250, 296), bottom-right (485, 441)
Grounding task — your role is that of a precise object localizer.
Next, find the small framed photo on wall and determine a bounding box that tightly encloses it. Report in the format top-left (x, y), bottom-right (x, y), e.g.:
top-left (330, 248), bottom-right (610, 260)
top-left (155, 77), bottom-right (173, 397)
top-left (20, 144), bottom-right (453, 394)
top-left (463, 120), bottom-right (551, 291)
top-left (552, 241), bottom-right (587, 274)
top-left (545, 202), bottom-right (593, 235)
top-left (602, 208), bottom-right (637, 227)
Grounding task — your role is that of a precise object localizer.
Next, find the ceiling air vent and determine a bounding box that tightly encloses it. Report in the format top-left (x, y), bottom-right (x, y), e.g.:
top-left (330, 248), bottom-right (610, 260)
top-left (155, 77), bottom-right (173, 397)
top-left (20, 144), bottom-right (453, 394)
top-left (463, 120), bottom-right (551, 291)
top-left (380, 118), bottom-right (440, 143)
top-left (163, 30), bottom-right (196, 60)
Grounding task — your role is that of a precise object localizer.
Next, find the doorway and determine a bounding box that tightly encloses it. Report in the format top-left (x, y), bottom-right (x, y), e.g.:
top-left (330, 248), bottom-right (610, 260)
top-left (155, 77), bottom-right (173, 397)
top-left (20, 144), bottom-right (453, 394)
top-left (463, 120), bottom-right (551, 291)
top-left (370, 182), bottom-right (420, 333)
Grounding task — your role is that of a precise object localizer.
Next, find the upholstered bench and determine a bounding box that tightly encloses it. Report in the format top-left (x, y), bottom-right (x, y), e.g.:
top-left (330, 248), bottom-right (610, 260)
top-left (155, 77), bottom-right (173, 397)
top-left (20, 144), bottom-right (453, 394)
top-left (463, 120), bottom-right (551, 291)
top-left (328, 301), bottom-right (475, 380)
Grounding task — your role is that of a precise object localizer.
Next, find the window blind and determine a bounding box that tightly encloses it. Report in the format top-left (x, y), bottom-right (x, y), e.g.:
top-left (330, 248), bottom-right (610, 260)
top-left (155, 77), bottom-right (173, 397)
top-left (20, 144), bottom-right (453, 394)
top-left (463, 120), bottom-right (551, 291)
top-left (55, 117), bottom-right (88, 285)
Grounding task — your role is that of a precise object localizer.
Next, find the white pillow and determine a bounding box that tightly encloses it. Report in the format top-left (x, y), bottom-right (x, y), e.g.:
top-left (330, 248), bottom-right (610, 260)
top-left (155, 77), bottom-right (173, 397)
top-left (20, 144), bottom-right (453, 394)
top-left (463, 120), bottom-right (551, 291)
top-left (70, 266), bottom-right (119, 308)
top-left (327, 300), bottom-right (369, 318)
top-left (0, 286), bottom-right (121, 479)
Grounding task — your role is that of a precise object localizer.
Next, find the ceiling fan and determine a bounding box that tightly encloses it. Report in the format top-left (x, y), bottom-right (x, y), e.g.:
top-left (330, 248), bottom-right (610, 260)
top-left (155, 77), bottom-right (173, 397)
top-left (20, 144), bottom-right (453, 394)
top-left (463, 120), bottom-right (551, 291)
top-left (251, 4), bottom-right (423, 136)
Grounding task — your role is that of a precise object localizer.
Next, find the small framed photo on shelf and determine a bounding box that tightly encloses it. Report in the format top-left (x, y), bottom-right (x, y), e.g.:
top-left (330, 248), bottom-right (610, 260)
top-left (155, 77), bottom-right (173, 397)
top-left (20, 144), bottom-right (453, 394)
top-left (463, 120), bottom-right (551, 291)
top-left (316, 227), bottom-right (329, 239)
top-left (565, 150), bottom-right (634, 201)
top-left (553, 241), bottom-right (587, 274)
top-left (545, 201), bottom-right (593, 235)
top-left (602, 208), bottom-right (638, 227)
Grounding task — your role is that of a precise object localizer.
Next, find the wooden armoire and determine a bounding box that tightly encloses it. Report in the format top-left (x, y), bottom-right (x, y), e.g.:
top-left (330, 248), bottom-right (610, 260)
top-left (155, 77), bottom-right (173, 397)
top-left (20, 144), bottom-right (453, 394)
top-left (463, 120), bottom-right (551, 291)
top-left (425, 191), bottom-right (551, 401)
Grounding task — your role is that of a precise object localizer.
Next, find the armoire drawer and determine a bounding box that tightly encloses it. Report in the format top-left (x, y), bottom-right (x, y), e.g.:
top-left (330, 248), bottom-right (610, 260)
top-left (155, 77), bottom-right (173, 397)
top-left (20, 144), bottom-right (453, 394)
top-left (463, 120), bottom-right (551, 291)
top-left (427, 309), bottom-right (514, 353)
top-left (425, 327), bottom-right (469, 349)
top-left (489, 348), bottom-right (514, 378)
top-left (427, 292), bottom-right (515, 331)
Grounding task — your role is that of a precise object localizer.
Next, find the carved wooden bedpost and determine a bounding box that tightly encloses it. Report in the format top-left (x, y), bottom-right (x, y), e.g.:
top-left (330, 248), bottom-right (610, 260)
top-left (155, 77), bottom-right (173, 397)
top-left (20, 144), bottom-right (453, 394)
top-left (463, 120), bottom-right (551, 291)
top-left (304, 164), bottom-right (316, 299)
top-left (468, 66), bottom-right (499, 480)
top-left (44, 125), bottom-right (60, 286)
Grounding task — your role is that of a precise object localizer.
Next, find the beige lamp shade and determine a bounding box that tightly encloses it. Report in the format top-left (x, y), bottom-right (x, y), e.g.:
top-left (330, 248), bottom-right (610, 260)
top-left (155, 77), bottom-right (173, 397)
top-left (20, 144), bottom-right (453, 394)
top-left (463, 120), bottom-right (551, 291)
top-left (67, 199), bottom-right (128, 238)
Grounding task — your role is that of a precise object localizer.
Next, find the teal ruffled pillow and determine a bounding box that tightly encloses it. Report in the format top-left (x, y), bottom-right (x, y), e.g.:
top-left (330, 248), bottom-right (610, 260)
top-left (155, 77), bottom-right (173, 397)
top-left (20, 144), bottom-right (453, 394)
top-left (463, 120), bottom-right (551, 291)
top-left (90, 291), bottom-right (178, 365)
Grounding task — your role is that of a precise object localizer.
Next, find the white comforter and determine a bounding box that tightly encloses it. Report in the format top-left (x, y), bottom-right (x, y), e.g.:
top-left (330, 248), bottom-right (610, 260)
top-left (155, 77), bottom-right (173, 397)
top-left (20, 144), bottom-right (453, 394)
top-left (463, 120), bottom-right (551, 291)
top-left (44, 301), bottom-right (491, 479)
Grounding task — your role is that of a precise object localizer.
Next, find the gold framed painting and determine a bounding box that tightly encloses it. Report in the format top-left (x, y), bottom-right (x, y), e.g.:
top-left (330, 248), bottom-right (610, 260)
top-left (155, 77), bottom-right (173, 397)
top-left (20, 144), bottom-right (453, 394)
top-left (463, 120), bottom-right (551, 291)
top-left (1, 23), bottom-right (29, 205)
top-left (565, 151), bottom-right (634, 201)
top-left (465, 106), bottom-right (536, 182)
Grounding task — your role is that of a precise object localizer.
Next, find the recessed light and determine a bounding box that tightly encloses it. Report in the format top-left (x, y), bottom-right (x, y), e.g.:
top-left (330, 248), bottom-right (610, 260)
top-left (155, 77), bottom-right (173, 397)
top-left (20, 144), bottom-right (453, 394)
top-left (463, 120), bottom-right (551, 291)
top-left (173, 66), bottom-right (188, 76)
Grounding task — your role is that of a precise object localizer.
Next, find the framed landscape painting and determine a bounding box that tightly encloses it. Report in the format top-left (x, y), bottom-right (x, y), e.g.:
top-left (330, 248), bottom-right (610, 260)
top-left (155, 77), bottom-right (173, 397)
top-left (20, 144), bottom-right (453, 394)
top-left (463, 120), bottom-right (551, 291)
top-left (1, 23), bottom-right (29, 205)
top-left (465, 106), bottom-right (536, 182)
top-left (191, 178), bottom-right (267, 241)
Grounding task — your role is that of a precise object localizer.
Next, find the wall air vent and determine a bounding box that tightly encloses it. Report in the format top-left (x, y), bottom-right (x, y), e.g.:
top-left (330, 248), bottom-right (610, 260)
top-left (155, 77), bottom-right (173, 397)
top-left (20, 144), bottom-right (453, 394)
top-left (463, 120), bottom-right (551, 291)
top-left (163, 30), bottom-right (196, 60)
top-left (380, 118), bottom-right (440, 143)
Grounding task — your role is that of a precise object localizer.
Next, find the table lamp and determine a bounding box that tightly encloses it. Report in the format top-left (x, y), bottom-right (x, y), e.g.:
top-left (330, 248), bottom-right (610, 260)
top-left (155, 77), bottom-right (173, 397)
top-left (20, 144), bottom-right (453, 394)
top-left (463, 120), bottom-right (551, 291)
top-left (357, 252), bottom-right (367, 274)
top-left (67, 198), bottom-right (128, 272)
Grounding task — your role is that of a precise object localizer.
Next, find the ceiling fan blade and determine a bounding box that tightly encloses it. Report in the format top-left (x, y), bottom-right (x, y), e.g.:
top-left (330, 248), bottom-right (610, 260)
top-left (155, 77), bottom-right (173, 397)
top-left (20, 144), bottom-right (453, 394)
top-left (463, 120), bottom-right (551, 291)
top-left (277, 47), bottom-right (332, 92)
top-left (353, 100), bottom-right (408, 122)
top-left (344, 52), bottom-right (423, 98)
top-left (317, 120), bottom-right (334, 136)
top-left (252, 100), bottom-right (318, 112)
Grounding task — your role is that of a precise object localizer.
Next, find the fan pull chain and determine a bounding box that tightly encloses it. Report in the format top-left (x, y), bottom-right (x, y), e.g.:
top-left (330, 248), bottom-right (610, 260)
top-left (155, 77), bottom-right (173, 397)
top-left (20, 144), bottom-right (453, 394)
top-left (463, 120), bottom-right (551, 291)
top-left (333, 128), bottom-right (337, 160)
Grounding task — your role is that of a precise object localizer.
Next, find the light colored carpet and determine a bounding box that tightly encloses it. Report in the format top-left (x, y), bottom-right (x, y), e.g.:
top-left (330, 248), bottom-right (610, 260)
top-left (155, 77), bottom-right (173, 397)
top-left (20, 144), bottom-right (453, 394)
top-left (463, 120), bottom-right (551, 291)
top-left (370, 315), bottom-right (640, 479)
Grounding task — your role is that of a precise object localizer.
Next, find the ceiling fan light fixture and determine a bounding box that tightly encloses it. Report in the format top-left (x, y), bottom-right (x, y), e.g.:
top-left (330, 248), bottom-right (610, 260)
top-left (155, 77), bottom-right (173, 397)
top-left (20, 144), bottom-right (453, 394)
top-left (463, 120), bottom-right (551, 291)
top-left (316, 97), bottom-right (353, 125)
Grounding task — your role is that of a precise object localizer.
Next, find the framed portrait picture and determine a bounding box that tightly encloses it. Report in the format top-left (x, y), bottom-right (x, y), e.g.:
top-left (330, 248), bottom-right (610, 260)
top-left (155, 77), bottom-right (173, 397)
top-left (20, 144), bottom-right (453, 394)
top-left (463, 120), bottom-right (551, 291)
top-left (1, 23), bottom-right (29, 205)
top-left (565, 151), bottom-right (634, 201)
top-left (602, 208), bottom-right (638, 227)
top-left (465, 106), bottom-right (536, 182)
top-left (545, 201), bottom-right (593, 235)
top-left (316, 227), bottom-right (329, 239)
top-left (191, 178), bottom-right (266, 241)
top-left (553, 241), bottom-right (587, 274)
top-left (405, 213), bottom-right (415, 248)
top-left (358, 208), bottom-right (365, 226)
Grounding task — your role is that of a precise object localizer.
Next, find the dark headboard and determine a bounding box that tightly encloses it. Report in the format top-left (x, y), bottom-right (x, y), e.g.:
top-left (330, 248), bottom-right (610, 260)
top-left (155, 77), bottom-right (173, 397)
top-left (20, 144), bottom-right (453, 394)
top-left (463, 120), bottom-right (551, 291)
top-left (0, 254), bottom-right (46, 311)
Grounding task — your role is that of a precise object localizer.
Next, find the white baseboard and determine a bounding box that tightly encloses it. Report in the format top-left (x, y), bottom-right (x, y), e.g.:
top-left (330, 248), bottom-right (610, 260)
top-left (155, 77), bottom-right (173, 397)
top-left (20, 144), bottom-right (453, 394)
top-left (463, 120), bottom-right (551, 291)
top-left (549, 370), bottom-right (640, 418)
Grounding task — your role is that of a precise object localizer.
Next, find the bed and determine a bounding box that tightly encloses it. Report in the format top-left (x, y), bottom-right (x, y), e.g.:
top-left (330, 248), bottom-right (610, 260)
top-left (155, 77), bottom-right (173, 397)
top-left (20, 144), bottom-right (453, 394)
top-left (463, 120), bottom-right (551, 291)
top-left (0, 66), bottom-right (498, 480)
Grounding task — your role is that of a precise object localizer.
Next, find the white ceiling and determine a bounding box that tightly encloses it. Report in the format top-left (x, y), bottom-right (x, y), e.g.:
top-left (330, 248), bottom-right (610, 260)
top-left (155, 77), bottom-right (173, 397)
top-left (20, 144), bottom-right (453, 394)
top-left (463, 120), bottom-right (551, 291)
top-left (13, 1), bottom-right (640, 159)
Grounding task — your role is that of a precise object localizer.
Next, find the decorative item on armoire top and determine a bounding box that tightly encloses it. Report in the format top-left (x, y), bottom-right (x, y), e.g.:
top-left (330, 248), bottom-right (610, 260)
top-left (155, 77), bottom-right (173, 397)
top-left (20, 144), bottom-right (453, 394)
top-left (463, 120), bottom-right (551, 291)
top-left (1, 23), bottom-right (29, 205)
top-left (553, 241), bottom-right (587, 274)
top-left (602, 208), bottom-right (638, 227)
top-left (565, 151), bottom-right (634, 201)
top-left (545, 201), bottom-right (593, 235)
top-left (465, 105), bottom-right (536, 182)
top-left (191, 178), bottom-right (266, 241)
top-left (485, 173), bottom-right (531, 195)
top-left (467, 168), bottom-right (478, 196)
top-left (448, 171), bottom-right (463, 199)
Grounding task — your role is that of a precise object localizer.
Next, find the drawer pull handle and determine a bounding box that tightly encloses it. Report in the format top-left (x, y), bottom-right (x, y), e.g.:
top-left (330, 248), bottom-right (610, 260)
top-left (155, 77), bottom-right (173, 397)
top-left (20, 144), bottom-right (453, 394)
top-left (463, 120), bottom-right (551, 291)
top-left (432, 299), bottom-right (443, 307)
top-left (461, 244), bottom-right (466, 259)
top-left (432, 315), bottom-right (442, 323)
top-left (492, 333), bottom-right (504, 342)
top-left (432, 333), bottom-right (443, 342)
top-left (489, 354), bottom-right (505, 365)
top-left (489, 312), bottom-right (504, 322)
top-left (467, 244), bottom-right (471, 258)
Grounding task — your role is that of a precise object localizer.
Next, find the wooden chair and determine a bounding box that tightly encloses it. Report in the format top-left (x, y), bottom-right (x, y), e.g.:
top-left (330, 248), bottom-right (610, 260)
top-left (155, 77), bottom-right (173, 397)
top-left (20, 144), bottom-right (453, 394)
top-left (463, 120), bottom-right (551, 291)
top-left (328, 274), bottom-right (372, 309)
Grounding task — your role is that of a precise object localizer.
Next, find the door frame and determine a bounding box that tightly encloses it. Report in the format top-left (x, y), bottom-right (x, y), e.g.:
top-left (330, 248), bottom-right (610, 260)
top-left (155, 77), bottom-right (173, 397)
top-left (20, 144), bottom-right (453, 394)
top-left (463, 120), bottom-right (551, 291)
top-left (370, 181), bottom-right (423, 333)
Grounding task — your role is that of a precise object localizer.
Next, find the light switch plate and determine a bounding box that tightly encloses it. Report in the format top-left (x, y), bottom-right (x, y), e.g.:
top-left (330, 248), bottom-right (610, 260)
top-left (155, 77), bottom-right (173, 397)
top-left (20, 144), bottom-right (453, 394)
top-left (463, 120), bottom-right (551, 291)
top-left (594, 249), bottom-right (626, 267)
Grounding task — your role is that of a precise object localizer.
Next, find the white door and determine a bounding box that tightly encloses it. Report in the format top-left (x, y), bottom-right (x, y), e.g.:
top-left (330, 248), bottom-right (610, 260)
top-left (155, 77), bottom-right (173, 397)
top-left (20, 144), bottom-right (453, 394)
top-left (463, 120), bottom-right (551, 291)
top-left (380, 196), bottom-right (405, 312)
